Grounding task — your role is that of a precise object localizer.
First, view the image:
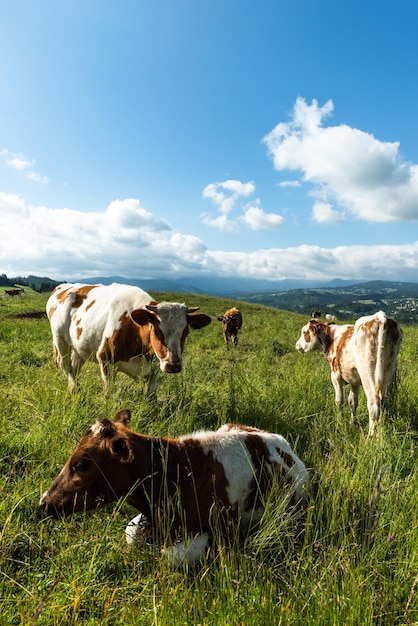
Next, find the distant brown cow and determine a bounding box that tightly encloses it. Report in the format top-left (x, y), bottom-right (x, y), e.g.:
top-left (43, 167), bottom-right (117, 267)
top-left (5, 288), bottom-right (22, 297)
top-left (217, 307), bottom-right (243, 347)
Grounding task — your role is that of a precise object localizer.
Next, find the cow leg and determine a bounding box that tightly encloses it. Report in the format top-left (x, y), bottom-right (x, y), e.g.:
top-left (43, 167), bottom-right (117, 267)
top-left (70, 351), bottom-right (85, 388)
top-left (331, 372), bottom-right (345, 411)
top-left (97, 351), bottom-right (112, 395)
top-left (53, 339), bottom-right (77, 389)
top-left (145, 365), bottom-right (159, 400)
top-left (347, 384), bottom-right (360, 423)
top-left (163, 533), bottom-right (211, 567)
top-left (365, 394), bottom-right (381, 436)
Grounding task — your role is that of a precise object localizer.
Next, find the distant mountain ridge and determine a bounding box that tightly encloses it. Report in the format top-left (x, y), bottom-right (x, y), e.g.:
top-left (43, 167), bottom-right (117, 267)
top-left (235, 279), bottom-right (418, 324)
top-left (2, 273), bottom-right (418, 323)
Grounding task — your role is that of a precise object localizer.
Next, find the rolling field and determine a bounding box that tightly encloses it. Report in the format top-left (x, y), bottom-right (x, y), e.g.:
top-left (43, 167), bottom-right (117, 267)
top-left (0, 289), bottom-right (417, 625)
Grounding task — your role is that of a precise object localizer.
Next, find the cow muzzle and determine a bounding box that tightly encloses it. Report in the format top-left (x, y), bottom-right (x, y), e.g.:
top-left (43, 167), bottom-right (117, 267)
top-left (161, 360), bottom-right (182, 374)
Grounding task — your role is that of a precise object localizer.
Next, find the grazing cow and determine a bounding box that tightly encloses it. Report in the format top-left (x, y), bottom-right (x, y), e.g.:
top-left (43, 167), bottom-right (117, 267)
top-left (311, 310), bottom-right (321, 319)
top-left (295, 311), bottom-right (403, 435)
top-left (5, 288), bottom-right (22, 297)
top-left (40, 409), bottom-right (310, 566)
top-left (325, 314), bottom-right (336, 322)
top-left (46, 283), bottom-right (211, 397)
top-left (217, 307), bottom-right (243, 347)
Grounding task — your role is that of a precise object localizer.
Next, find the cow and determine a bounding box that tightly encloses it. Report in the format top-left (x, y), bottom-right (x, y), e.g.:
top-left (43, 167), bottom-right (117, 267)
top-left (40, 409), bottom-right (310, 566)
top-left (46, 283), bottom-right (211, 398)
top-left (295, 311), bottom-right (403, 436)
top-left (217, 307), bottom-right (243, 347)
top-left (325, 314), bottom-right (336, 322)
top-left (311, 310), bottom-right (321, 319)
top-left (4, 288), bottom-right (22, 297)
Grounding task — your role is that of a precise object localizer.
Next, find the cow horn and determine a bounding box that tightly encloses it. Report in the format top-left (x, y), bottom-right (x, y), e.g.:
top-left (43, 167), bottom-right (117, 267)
top-left (187, 307), bottom-right (199, 314)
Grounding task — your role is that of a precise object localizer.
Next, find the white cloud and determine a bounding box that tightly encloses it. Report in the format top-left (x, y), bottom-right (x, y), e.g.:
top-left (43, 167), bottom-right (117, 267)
top-left (201, 213), bottom-right (238, 232)
top-left (0, 193), bottom-right (207, 279)
top-left (263, 97), bottom-right (418, 223)
top-left (1, 148), bottom-right (50, 184)
top-left (207, 242), bottom-right (418, 282)
top-left (202, 178), bottom-right (284, 232)
top-left (312, 201), bottom-right (345, 224)
top-left (6, 152), bottom-right (35, 170)
top-left (242, 205), bottom-right (284, 230)
top-left (1, 191), bottom-right (417, 283)
top-left (278, 180), bottom-right (301, 188)
top-left (202, 179), bottom-right (255, 214)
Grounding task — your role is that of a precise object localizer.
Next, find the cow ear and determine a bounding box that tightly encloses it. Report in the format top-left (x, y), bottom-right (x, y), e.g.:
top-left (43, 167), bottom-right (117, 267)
top-left (187, 313), bottom-right (212, 329)
top-left (113, 409), bottom-right (131, 425)
top-left (217, 316), bottom-right (223, 322)
top-left (130, 308), bottom-right (155, 326)
top-left (111, 437), bottom-right (133, 463)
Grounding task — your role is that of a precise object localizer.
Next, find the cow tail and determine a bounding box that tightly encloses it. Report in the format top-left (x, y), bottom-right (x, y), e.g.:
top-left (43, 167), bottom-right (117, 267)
top-left (374, 311), bottom-right (388, 397)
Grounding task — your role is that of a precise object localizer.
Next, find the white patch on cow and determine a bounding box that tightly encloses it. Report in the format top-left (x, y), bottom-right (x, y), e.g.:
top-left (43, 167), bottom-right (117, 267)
top-left (163, 533), bottom-right (210, 567)
top-left (90, 421), bottom-right (106, 437)
top-left (125, 513), bottom-right (149, 544)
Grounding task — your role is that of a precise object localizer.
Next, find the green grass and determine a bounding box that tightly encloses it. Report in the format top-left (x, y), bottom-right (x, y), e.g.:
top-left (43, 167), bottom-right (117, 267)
top-left (0, 290), bottom-right (417, 625)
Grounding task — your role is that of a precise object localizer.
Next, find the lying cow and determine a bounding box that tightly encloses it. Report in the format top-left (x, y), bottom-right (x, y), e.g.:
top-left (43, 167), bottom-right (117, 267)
top-left (40, 409), bottom-right (310, 566)
top-left (217, 307), bottom-right (243, 347)
top-left (46, 283), bottom-right (211, 398)
top-left (295, 311), bottom-right (403, 436)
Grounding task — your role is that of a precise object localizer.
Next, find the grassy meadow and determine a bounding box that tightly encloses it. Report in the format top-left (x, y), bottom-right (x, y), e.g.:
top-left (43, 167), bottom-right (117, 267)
top-left (0, 288), bottom-right (417, 625)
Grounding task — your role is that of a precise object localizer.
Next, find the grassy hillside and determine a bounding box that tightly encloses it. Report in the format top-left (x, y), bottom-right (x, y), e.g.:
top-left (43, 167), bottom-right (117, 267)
top-left (0, 291), bottom-right (417, 625)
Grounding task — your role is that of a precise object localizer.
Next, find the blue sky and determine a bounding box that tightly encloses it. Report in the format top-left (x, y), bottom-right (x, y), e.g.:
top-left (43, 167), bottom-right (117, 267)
top-left (1, 0), bottom-right (418, 284)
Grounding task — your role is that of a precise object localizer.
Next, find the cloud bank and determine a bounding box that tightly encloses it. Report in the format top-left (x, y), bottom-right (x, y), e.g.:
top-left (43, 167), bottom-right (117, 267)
top-left (263, 97), bottom-right (418, 223)
top-left (1, 191), bottom-right (417, 283)
top-left (1, 98), bottom-right (418, 284)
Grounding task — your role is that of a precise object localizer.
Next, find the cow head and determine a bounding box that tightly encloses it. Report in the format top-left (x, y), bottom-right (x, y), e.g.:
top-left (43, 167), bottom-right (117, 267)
top-left (40, 410), bottom-right (135, 518)
top-left (296, 319), bottom-right (332, 354)
top-left (130, 302), bottom-right (211, 373)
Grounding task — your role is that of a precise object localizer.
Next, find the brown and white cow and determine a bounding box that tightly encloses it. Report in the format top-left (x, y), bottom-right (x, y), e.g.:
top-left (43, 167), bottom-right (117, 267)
top-left (295, 311), bottom-right (403, 436)
top-left (217, 307), bottom-right (243, 347)
top-left (40, 409), bottom-right (309, 566)
top-left (46, 283), bottom-right (211, 398)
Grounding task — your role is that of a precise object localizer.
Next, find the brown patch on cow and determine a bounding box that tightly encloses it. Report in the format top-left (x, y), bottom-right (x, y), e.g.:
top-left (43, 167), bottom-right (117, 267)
top-left (47, 305), bottom-right (57, 320)
top-left (171, 439), bottom-right (232, 535)
top-left (332, 326), bottom-right (354, 372)
top-left (99, 312), bottom-right (152, 365)
top-left (85, 299), bottom-right (96, 312)
top-left (277, 448), bottom-right (295, 469)
top-left (55, 286), bottom-right (73, 304)
top-left (73, 286), bottom-right (97, 309)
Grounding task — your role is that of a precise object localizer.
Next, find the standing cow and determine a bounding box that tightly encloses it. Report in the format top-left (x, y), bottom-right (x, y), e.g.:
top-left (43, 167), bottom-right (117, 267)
top-left (46, 283), bottom-right (211, 397)
top-left (40, 408), bottom-right (310, 566)
top-left (295, 311), bottom-right (403, 435)
top-left (217, 307), bottom-right (243, 348)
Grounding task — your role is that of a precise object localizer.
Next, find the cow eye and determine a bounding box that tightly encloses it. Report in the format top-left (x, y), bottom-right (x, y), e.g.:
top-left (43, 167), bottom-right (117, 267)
top-left (73, 460), bottom-right (90, 473)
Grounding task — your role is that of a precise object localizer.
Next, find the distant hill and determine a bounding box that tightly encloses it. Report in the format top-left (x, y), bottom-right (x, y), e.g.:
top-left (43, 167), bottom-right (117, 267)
top-left (235, 280), bottom-right (418, 324)
top-left (2, 273), bottom-right (418, 323)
